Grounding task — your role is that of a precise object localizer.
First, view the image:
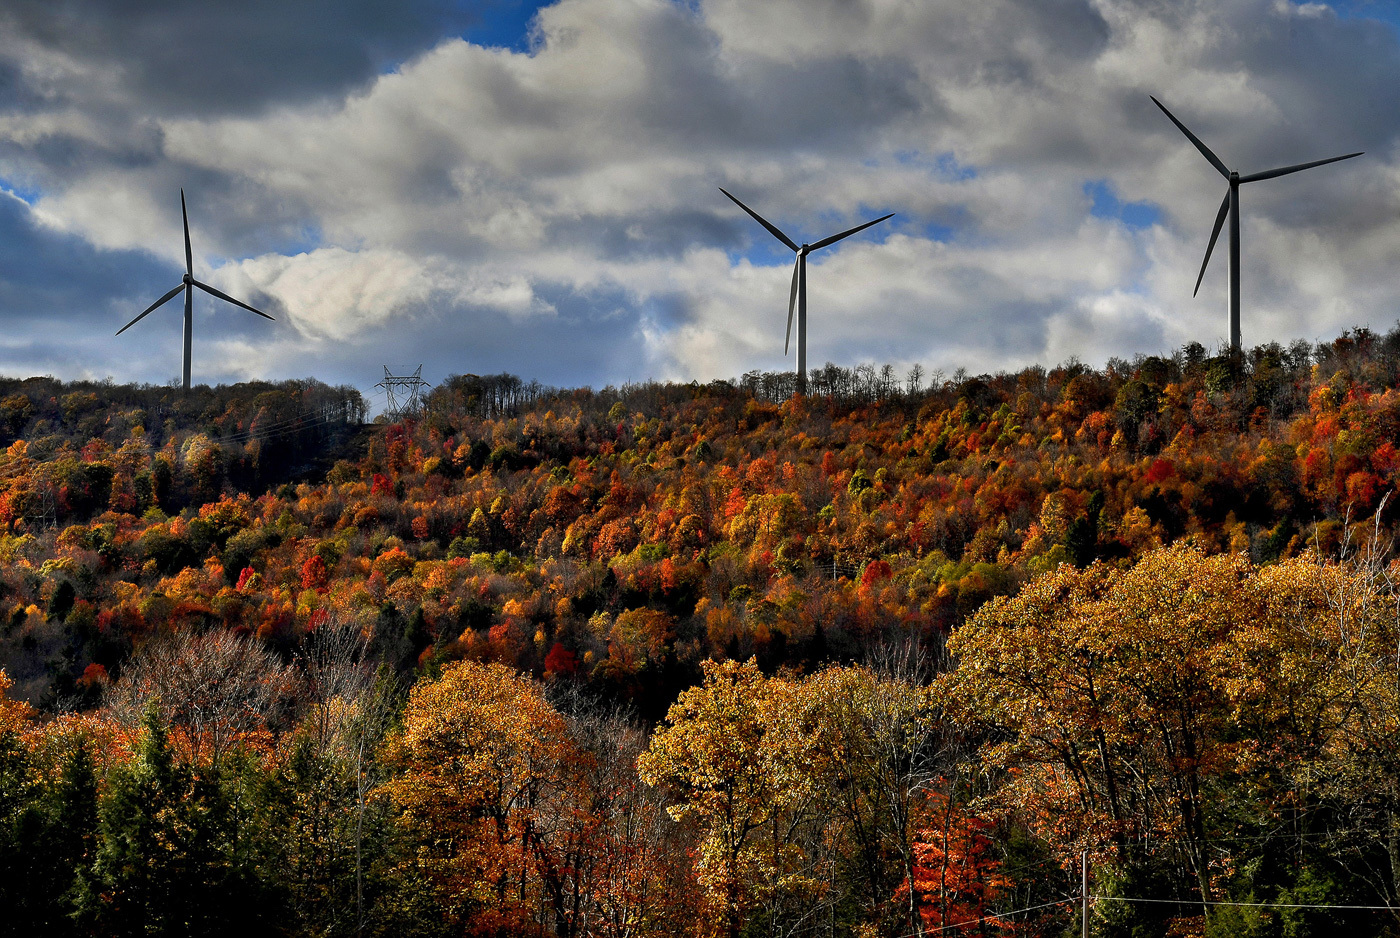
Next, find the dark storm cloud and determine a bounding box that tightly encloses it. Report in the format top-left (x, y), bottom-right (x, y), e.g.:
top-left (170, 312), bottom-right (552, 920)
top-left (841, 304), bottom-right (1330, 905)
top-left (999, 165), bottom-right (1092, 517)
top-left (547, 210), bottom-right (741, 263)
top-left (720, 58), bottom-right (925, 154)
top-left (0, 0), bottom-right (485, 117)
top-left (1153, 9), bottom-right (1400, 164)
top-left (0, 191), bottom-right (179, 328)
top-left (451, 282), bottom-right (670, 386)
top-left (0, 58), bottom-right (45, 115)
top-left (174, 179), bottom-right (320, 262)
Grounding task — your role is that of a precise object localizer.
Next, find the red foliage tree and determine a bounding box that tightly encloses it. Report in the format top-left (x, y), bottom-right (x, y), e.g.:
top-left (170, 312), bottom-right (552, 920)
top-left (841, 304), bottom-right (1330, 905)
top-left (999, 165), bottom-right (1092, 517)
top-left (544, 641), bottom-right (579, 676)
top-left (301, 555), bottom-right (330, 593)
top-left (902, 794), bottom-right (1013, 934)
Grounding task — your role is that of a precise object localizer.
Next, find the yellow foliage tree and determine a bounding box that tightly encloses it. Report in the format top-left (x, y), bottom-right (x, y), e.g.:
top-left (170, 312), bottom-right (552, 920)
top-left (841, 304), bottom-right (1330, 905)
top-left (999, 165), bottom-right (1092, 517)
top-left (943, 545), bottom-right (1273, 894)
top-left (379, 660), bottom-right (573, 932)
top-left (0, 669), bottom-right (34, 735)
top-left (637, 658), bottom-right (834, 937)
top-left (941, 543), bottom-right (1380, 907)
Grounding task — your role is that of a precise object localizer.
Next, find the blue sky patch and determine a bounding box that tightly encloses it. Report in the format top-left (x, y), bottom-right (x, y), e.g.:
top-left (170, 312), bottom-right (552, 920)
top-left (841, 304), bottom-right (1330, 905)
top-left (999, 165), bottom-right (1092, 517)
top-left (1328, 0), bottom-right (1400, 35)
top-left (921, 221), bottom-right (956, 242)
top-left (0, 176), bottom-right (41, 204)
top-left (934, 153), bottom-right (978, 181)
top-left (888, 150), bottom-right (979, 181)
top-left (457, 0), bottom-right (550, 52)
top-left (214, 223), bottom-right (324, 266)
top-left (1085, 180), bottom-right (1162, 229)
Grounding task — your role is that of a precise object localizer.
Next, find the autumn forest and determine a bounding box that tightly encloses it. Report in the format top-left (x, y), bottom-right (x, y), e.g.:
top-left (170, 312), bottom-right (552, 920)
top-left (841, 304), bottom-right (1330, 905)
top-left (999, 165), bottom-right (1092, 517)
top-left (8, 329), bottom-right (1400, 936)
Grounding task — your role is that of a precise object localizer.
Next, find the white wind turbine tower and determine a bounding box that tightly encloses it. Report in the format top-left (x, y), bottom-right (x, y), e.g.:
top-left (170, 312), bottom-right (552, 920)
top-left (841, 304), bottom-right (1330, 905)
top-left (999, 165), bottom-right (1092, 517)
top-left (720, 187), bottom-right (894, 394)
top-left (1151, 96), bottom-right (1362, 354)
top-left (117, 189), bottom-right (275, 389)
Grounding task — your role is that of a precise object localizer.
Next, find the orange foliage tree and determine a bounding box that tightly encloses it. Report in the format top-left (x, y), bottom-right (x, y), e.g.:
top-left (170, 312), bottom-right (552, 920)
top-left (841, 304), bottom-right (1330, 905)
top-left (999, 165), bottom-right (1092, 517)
top-left (901, 793), bottom-right (1013, 934)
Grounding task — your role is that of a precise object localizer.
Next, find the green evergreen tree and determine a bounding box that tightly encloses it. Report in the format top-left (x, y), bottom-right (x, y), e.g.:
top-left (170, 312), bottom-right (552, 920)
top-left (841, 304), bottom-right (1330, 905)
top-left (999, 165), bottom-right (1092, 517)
top-left (76, 706), bottom-right (277, 937)
top-left (0, 728), bottom-right (44, 935)
top-left (0, 734), bottom-right (99, 937)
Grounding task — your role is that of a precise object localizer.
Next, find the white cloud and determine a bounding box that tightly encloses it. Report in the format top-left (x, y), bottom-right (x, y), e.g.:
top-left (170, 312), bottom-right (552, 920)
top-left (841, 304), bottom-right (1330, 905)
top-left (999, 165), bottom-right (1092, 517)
top-left (0, 0), bottom-right (1397, 396)
top-left (221, 248), bottom-right (445, 341)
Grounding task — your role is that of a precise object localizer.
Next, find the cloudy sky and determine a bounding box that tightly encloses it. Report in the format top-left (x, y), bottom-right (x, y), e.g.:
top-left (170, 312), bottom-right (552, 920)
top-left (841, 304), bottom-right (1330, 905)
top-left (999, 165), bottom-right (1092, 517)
top-left (1, 0), bottom-right (1398, 409)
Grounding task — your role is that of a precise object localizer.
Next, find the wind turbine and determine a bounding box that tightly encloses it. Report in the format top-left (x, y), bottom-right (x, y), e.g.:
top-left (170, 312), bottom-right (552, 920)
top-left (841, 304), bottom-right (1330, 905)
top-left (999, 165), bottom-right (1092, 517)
top-left (719, 188), bottom-right (893, 394)
top-left (117, 189), bottom-right (275, 390)
top-left (1151, 96), bottom-right (1362, 354)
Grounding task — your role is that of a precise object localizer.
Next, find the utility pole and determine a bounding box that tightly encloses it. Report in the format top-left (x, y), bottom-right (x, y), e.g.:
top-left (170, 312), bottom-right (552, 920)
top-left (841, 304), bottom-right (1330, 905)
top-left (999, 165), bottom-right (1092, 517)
top-left (1082, 850), bottom-right (1089, 938)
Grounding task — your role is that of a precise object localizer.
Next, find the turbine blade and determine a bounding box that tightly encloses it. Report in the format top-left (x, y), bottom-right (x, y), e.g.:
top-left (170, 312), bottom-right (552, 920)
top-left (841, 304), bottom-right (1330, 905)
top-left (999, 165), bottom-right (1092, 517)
top-left (1239, 151), bottom-right (1364, 184)
top-left (180, 188), bottom-right (192, 277)
top-left (785, 256), bottom-right (799, 355)
top-left (1150, 96), bottom-right (1230, 179)
top-left (193, 279), bottom-right (276, 321)
top-left (116, 283), bottom-right (186, 335)
top-left (808, 212), bottom-right (895, 251)
top-left (719, 187), bottom-right (799, 252)
top-left (1194, 190), bottom-right (1231, 297)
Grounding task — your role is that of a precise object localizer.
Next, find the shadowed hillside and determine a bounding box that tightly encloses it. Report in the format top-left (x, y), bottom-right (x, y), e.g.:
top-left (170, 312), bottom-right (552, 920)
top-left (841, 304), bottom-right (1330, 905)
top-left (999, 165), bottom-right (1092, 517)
top-left (4, 330), bottom-right (1400, 935)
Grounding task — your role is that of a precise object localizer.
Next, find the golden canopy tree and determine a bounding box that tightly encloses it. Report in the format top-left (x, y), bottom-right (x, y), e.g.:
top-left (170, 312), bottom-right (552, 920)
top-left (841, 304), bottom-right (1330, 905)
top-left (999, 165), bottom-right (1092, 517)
top-left (636, 658), bottom-right (833, 938)
top-left (940, 544), bottom-right (1332, 902)
top-left (380, 660), bottom-right (574, 934)
top-left (798, 660), bottom-right (948, 933)
top-left (1266, 540), bottom-right (1400, 915)
top-left (638, 656), bottom-right (963, 937)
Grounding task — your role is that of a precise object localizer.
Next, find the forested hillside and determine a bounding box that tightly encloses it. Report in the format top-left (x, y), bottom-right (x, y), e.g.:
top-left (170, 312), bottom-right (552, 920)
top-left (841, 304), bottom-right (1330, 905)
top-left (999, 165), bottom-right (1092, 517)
top-left (5, 329), bottom-right (1400, 936)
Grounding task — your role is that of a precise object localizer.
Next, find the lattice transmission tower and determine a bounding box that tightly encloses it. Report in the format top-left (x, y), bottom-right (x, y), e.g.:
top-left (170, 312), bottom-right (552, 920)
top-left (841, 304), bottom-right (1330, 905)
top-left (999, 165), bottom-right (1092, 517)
top-left (377, 365), bottom-right (431, 421)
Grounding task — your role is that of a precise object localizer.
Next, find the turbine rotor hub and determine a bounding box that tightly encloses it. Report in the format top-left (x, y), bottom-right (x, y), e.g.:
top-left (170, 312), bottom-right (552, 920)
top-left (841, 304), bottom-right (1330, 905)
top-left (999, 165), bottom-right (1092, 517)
top-left (182, 273), bottom-right (193, 284)
top-left (800, 244), bottom-right (810, 255)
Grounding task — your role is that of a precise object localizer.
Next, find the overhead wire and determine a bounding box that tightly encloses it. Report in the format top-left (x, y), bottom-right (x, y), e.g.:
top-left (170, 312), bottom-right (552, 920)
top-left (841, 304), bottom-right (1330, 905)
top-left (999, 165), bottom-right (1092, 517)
top-left (886, 898), bottom-right (1074, 937)
top-left (1130, 827), bottom-right (1393, 846)
top-left (867, 824), bottom-right (1400, 938)
top-left (1091, 894), bottom-right (1397, 912)
top-left (883, 881), bottom-right (1400, 937)
top-left (206, 417), bottom-right (310, 447)
top-left (0, 403), bottom-right (357, 493)
top-left (213, 406), bottom-right (348, 446)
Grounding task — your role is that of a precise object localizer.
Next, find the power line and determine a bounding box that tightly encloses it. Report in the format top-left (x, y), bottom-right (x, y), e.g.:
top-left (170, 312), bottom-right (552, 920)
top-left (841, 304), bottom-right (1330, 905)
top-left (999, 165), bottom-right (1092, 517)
top-left (1091, 894), bottom-right (1397, 912)
top-left (213, 413), bottom-right (319, 445)
top-left (214, 405), bottom-right (349, 446)
top-left (882, 836), bottom-right (1400, 938)
top-left (890, 898), bottom-right (1073, 937)
top-left (894, 879), bottom-right (1400, 938)
top-left (1086, 828), bottom-right (1398, 853)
